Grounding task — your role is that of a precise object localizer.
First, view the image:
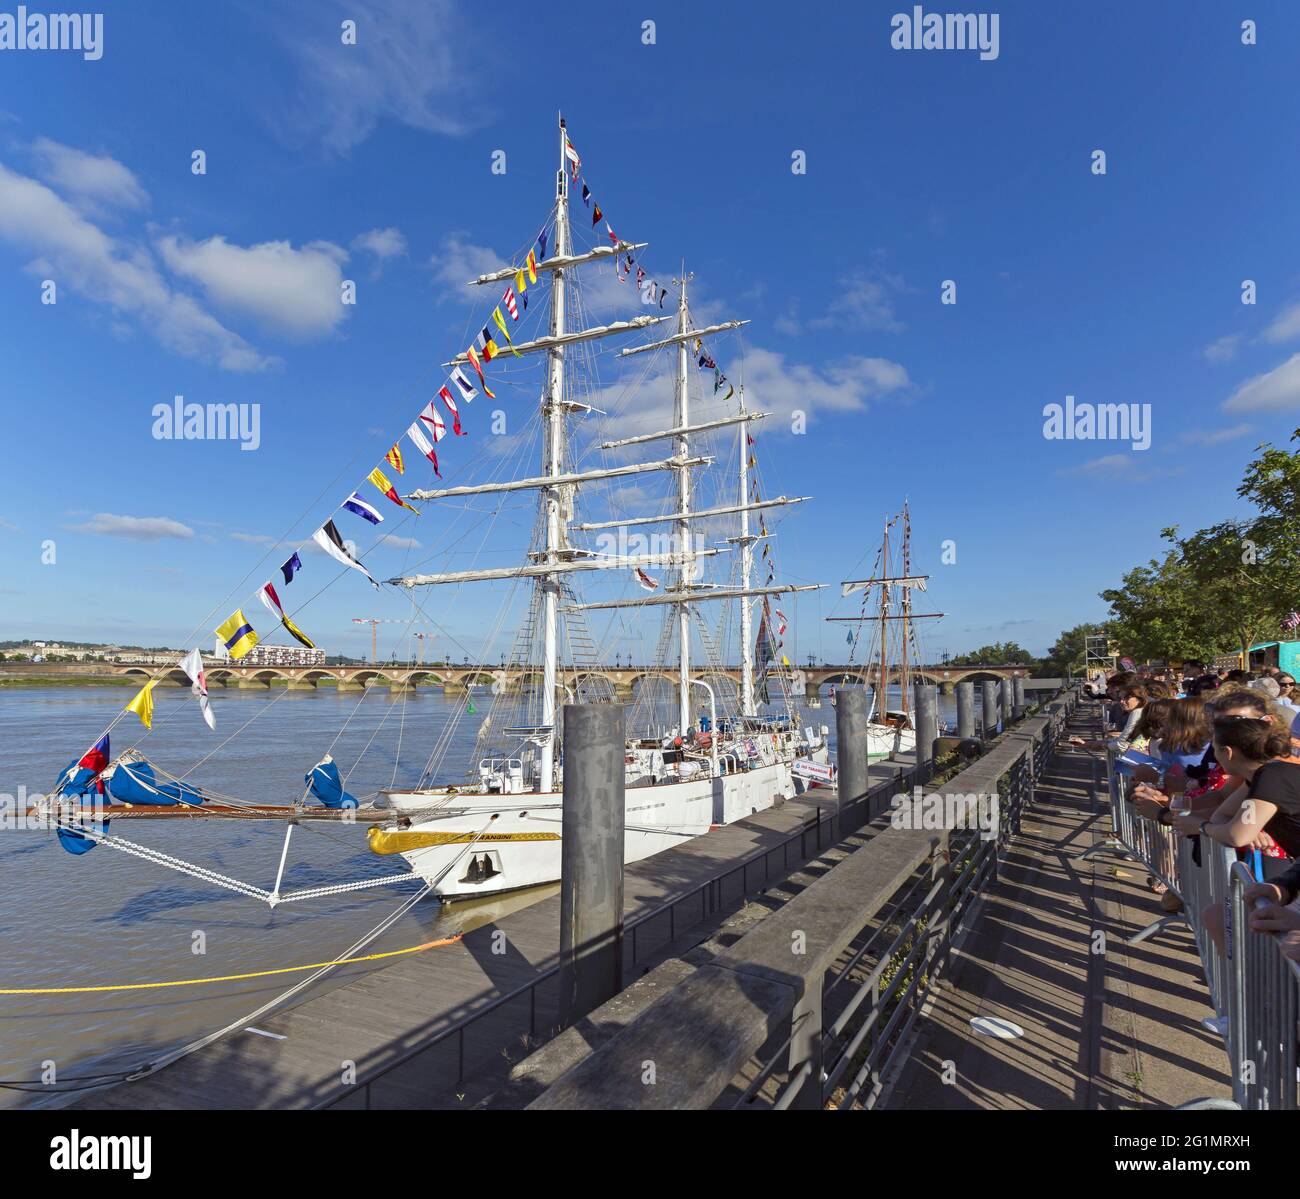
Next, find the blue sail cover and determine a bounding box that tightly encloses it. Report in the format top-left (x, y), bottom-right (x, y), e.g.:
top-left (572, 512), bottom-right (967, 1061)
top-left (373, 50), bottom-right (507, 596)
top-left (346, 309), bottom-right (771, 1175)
top-left (53, 760), bottom-right (110, 853)
top-left (305, 757), bottom-right (359, 809)
top-left (107, 759), bottom-right (206, 806)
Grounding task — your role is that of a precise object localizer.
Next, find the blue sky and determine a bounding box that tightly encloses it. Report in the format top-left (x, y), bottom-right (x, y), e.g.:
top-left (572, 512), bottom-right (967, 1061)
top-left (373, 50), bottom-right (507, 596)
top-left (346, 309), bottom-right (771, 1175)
top-left (2, 0), bottom-right (1299, 666)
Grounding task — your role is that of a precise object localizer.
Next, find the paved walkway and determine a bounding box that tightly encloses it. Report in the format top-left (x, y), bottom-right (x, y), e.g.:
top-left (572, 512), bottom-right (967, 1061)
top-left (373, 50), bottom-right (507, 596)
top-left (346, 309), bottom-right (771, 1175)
top-left (889, 705), bottom-right (1230, 1110)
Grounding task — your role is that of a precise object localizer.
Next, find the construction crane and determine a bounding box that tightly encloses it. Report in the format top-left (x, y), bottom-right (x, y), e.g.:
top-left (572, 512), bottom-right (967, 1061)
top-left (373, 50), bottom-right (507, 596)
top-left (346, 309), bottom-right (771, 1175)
top-left (352, 618), bottom-right (430, 665)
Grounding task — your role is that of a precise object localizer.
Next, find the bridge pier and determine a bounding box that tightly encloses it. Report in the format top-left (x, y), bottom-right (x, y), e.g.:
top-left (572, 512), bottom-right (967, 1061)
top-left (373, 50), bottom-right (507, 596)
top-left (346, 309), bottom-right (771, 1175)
top-left (939, 681), bottom-right (955, 697)
top-left (335, 678), bottom-right (365, 692)
top-left (232, 677), bottom-right (272, 690)
top-left (282, 678), bottom-right (317, 690)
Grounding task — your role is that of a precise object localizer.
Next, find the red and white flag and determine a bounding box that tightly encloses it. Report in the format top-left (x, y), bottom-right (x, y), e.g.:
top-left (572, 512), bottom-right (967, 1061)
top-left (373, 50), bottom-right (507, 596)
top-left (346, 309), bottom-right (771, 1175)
top-left (438, 386), bottom-right (466, 436)
top-left (407, 418), bottom-right (442, 478)
top-left (503, 286), bottom-right (518, 321)
top-left (775, 609), bottom-right (788, 636)
top-left (178, 647), bottom-right (215, 730)
top-left (634, 568), bottom-right (659, 592)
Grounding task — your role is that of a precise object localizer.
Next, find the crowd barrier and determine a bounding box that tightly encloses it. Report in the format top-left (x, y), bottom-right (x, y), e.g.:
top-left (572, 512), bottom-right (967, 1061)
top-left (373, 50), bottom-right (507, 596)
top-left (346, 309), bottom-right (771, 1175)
top-left (1089, 704), bottom-right (1300, 1109)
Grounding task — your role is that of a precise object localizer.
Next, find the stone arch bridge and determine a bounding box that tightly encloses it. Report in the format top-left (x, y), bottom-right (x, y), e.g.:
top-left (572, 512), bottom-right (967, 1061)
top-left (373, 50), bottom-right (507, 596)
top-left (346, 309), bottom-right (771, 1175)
top-left (80, 661), bottom-right (1041, 703)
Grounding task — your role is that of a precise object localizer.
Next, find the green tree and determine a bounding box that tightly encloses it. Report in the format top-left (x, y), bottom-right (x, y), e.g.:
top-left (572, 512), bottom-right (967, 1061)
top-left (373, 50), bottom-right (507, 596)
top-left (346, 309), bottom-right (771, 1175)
top-left (1100, 431), bottom-right (1300, 663)
top-left (947, 641), bottom-right (1037, 667)
top-left (1041, 622), bottom-right (1110, 677)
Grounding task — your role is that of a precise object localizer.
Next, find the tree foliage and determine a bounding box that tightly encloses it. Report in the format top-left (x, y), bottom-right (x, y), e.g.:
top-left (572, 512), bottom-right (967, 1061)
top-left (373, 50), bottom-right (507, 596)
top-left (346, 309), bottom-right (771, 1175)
top-left (1099, 432), bottom-right (1300, 663)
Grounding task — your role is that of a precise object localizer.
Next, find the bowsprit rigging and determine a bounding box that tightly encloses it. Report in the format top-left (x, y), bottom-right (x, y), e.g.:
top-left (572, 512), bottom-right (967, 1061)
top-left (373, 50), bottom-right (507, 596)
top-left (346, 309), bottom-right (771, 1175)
top-left (38, 115), bottom-right (833, 906)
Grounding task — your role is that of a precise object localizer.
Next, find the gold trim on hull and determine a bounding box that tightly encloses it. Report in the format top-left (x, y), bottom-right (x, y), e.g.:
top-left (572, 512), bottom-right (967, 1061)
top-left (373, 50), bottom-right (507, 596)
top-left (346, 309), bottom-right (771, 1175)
top-left (367, 827), bottom-right (562, 855)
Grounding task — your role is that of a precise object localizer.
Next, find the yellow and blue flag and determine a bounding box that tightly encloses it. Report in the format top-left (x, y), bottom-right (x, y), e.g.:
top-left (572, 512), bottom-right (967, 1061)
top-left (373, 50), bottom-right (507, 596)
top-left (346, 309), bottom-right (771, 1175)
top-left (216, 609), bottom-right (259, 660)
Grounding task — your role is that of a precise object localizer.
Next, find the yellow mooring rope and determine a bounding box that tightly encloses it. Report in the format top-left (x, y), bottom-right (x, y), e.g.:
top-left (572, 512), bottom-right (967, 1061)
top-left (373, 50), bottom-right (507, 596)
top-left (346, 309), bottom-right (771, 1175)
top-left (0, 934), bottom-right (463, 995)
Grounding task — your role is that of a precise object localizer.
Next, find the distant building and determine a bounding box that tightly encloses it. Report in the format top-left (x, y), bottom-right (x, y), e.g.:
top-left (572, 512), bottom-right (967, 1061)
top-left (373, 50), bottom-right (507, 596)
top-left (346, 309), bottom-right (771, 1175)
top-left (213, 638), bottom-right (325, 668)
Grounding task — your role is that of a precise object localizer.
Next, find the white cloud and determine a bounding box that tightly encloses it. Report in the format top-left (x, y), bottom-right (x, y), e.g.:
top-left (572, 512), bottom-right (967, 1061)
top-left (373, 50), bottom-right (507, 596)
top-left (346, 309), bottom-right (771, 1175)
top-left (1059, 454), bottom-right (1182, 480)
top-left (1225, 353), bottom-right (1300, 412)
top-left (261, 0), bottom-right (484, 154)
top-left (429, 232), bottom-right (509, 301)
top-left (377, 533), bottom-right (421, 550)
top-left (68, 513), bottom-right (195, 540)
top-left (1177, 424), bottom-right (1255, 446)
top-left (1263, 302), bottom-right (1300, 345)
top-left (157, 234), bottom-right (348, 339)
top-left (777, 269), bottom-right (907, 336)
top-left (586, 345), bottom-right (911, 447)
top-left (0, 516), bottom-right (18, 532)
top-left (353, 227), bottom-right (407, 260)
top-left (31, 137), bottom-right (148, 215)
top-left (0, 161), bottom-right (270, 370)
top-left (230, 531), bottom-right (275, 545)
top-left (1203, 334), bottom-right (1242, 363)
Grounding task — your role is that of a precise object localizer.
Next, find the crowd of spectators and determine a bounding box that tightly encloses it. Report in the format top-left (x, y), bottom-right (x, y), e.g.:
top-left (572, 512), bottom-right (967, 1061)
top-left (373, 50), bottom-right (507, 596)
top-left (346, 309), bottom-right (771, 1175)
top-left (1079, 662), bottom-right (1300, 1036)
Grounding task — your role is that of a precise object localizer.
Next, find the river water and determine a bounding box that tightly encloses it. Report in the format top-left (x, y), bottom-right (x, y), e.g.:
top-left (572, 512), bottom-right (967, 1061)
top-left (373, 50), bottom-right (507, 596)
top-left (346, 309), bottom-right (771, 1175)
top-left (0, 681), bottom-right (963, 1108)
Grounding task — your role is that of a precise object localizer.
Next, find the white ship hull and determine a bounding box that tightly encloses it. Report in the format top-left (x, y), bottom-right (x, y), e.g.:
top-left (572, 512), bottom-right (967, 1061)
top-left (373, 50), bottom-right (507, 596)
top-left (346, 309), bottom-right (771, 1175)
top-left (377, 746), bottom-right (828, 899)
top-left (865, 722), bottom-right (915, 760)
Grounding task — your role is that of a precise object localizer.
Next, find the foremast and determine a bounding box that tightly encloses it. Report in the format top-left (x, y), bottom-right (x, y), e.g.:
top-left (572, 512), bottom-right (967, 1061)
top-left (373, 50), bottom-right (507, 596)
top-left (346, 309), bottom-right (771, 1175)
top-left (539, 117), bottom-right (572, 793)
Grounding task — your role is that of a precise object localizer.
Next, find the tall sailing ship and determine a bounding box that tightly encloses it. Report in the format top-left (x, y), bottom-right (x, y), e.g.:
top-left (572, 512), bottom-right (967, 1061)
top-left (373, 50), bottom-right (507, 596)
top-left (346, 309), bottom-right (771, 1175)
top-left (829, 503), bottom-right (942, 761)
top-left (40, 117), bottom-right (831, 904)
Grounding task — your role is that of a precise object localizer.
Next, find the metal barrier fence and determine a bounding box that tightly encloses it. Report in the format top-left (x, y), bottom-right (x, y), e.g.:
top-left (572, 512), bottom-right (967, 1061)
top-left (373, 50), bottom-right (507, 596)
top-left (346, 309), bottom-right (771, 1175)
top-left (1091, 711), bottom-right (1300, 1109)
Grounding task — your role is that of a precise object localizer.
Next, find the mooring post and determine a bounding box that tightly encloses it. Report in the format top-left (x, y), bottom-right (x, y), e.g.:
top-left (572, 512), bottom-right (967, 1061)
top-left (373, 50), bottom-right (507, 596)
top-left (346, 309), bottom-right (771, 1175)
top-left (956, 680), bottom-right (975, 740)
top-left (1000, 677), bottom-right (1014, 726)
top-left (1013, 675), bottom-right (1026, 719)
top-left (557, 703), bottom-right (625, 1028)
top-left (835, 686), bottom-right (870, 832)
top-left (914, 682), bottom-right (938, 780)
top-left (982, 680), bottom-right (1000, 739)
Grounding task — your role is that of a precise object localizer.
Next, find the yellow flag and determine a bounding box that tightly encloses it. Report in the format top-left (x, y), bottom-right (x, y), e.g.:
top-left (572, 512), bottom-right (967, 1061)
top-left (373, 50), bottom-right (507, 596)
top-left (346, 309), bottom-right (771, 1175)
top-left (493, 307), bottom-right (521, 356)
top-left (782, 655), bottom-right (791, 668)
top-left (515, 267), bottom-right (526, 295)
top-left (526, 249), bottom-right (537, 284)
top-left (124, 680), bottom-right (156, 729)
top-left (216, 609), bottom-right (259, 660)
top-left (369, 465), bottom-right (420, 513)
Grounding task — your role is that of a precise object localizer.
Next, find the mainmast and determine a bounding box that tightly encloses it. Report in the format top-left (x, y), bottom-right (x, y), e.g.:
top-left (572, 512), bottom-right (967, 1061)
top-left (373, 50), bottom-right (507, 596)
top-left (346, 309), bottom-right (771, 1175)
top-left (738, 386), bottom-right (754, 715)
top-left (674, 274), bottom-right (692, 735)
top-left (539, 116), bottom-right (571, 793)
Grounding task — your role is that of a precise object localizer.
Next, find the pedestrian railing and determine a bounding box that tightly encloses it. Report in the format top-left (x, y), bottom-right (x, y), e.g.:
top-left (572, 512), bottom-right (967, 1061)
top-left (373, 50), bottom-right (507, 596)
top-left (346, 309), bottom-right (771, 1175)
top-left (1093, 725), bottom-right (1300, 1110)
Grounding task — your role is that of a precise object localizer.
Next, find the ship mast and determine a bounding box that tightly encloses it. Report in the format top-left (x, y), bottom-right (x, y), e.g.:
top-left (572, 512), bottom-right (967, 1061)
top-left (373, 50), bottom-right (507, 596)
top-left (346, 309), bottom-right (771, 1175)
top-left (738, 386), bottom-right (754, 715)
top-left (899, 502), bottom-right (911, 717)
top-left (674, 274), bottom-right (692, 734)
top-left (877, 515), bottom-right (889, 721)
top-left (539, 116), bottom-right (571, 793)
